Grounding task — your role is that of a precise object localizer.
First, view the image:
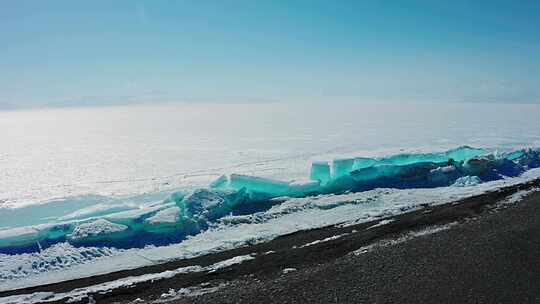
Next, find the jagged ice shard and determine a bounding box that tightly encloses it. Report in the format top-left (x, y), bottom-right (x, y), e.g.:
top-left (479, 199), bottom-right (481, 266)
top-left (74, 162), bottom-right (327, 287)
top-left (309, 161), bottom-right (331, 185)
top-left (1, 146), bottom-right (540, 255)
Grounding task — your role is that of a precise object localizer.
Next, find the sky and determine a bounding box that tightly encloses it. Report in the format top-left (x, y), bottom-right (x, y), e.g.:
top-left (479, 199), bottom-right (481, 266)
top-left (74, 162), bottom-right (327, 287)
top-left (1, 0), bottom-right (540, 109)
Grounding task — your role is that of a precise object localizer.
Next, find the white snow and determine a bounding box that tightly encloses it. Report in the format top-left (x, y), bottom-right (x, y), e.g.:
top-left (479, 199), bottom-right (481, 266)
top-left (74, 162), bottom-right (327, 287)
top-left (496, 187), bottom-right (540, 207)
top-left (155, 283), bottom-right (227, 303)
top-left (145, 206), bottom-right (181, 225)
top-left (207, 254), bottom-right (255, 273)
top-left (367, 219), bottom-right (395, 229)
top-left (0, 243), bottom-right (122, 282)
top-left (68, 219), bottom-right (128, 241)
top-left (299, 234), bottom-right (348, 248)
top-left (352, 222), bottom-right (458, 255)
top-left (282, 268), bottom-right (297, 274)
top-left (0, 292), bottom-right (54, 304)
top-left (0, 255), bottom-right (254, 304)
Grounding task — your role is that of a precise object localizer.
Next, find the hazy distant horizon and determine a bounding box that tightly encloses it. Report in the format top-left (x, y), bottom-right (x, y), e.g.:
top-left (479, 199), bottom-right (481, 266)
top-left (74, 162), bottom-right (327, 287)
top-left (4, 97), bottom-right (540, 112)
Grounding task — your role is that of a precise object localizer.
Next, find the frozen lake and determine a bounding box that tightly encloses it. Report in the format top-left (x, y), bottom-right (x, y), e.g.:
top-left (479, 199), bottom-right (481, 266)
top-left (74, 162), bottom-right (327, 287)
top-left (2, 102), bottom-right (540, 207)
top-left (2, 101), bottom-right (540, 290)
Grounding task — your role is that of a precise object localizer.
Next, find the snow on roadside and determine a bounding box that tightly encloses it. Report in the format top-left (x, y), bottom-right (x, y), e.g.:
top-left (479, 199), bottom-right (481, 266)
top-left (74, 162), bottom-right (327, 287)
top-left (298, 234), bottom-right (348, 248)
top-left (0, 254), bottom-right (254, 304)
top-left (155, 283), bottom-right (228, 303)
top-left (496, 187), bottom-right (540, 207)
top-left (352, 222), bottom-right (458, 256)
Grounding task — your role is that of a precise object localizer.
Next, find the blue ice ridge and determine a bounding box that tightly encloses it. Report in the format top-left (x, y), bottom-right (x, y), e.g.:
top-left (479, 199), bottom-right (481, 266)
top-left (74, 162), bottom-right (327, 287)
top-left (1, 146), bottom-right (539, 253)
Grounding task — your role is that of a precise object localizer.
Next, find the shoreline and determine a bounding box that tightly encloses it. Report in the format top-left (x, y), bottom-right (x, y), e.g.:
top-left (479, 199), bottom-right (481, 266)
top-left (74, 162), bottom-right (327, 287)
top-left (1, 179), bottom-right (540, 303)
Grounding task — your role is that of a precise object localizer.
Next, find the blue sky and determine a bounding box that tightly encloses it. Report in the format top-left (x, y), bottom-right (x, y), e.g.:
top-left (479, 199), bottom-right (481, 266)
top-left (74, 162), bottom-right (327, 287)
top-left (1, 0), bottom-right (540, 108)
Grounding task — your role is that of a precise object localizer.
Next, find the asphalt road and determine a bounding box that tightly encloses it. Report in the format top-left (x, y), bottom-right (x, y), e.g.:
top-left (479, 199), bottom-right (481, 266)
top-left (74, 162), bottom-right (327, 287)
top-left (174, 189), bottom-right (540, 304)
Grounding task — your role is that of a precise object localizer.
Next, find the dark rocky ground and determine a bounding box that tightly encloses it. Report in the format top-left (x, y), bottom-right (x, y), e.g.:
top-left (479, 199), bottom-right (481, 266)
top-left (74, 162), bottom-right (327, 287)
top-left (2, 179), bottom-right (540, 304)
top-left (176, 187), bottom-right (540, 304)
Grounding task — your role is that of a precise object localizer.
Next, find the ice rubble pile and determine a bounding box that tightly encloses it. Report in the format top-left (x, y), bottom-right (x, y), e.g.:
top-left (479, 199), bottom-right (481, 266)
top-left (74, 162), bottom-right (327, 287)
top-left (1, 147), bottom-right (539, 253)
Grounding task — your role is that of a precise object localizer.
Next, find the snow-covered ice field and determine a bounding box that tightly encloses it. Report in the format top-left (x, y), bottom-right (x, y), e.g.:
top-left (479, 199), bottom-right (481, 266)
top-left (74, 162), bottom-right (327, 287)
top-left (1, 102), bottom-right (540, 291)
